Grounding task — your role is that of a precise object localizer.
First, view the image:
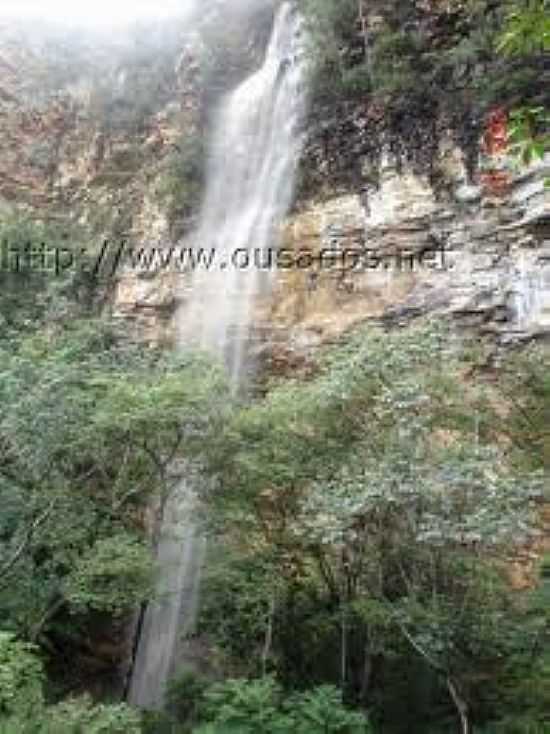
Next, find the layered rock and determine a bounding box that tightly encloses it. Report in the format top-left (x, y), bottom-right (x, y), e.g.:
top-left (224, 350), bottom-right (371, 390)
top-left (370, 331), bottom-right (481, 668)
top-left (0, 21), bottom-right (203, 223)
top-left (112, 148), bottom-right (549, 366)
top-left (264, 152), bottom-right (549, 367)
top-left (2, 12), bottom-right (548, 360)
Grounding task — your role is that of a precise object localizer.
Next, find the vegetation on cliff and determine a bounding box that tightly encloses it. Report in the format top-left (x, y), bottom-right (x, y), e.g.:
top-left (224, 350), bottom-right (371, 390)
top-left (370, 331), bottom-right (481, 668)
top-left (0, 253), bottom-right (229, 707)
top-left (296, 0), bottom-right (549, 191)
top-left (0, 1), bottom-right (548, 733)
top-left (178, 323), bottom-right (547, 734)
top-left (2, 211), bottom-right (548, 732)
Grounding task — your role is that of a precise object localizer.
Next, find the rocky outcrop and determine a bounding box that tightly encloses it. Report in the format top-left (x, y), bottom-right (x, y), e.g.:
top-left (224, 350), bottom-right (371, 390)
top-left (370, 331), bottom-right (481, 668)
top-left (111, 146), bottom-right (550, 363)
top-left (0, 11), bottom-right (282, 344)
top-left (265, 151), bottom-right (549, 366)
top-left (0, 20), bottom-right (205, 242)
top-left (2, 11), bottom-right (548, 360)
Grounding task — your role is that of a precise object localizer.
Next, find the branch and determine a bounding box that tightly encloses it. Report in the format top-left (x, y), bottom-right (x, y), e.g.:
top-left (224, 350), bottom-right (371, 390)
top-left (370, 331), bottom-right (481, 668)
top-left (30, 595), bottom-right (65, 643)
top-left (0, 499), bottom-right (57, 586)
top-left (392, 613), bottom-right (445, 676)
top-left (261, 594), bottom-right (276, 676)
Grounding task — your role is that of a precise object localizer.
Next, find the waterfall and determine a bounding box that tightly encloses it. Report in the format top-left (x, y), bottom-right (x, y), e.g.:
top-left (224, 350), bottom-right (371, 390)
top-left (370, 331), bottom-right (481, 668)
top-left (127, 2), bottom-right (307, 709)
top-left (127, 481), bottom-right (205, 709)
top-left (178, 0), bottom-right (307, 387)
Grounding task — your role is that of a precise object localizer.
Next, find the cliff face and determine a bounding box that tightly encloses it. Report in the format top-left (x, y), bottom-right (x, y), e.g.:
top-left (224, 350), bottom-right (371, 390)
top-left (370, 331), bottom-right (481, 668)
top-left (112, 101), bottom-right (550, 361)
top-left (113, 160), bottom-right (550, 387)
top-left (1, 6), bottom-right (548, 696)
top-left (0, 9), bottom-right (277, 342)
top-left (266, 150), bottom-right (550, 367)
top-left (0, 20), bottom-right (204, 233)
top-left (1, 12), bottom-right (549, 356)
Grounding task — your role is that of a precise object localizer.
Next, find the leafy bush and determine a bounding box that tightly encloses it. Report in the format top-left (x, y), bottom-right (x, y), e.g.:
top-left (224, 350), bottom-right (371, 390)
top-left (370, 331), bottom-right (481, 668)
top-left (0, 636), bottom-right (142, 733)
top-left (64, 535), bottom-right (154, 615)
top-left (41, 697), bottom-right (142, 734)
top-left (193, 678), bottom-right (372, 734)
top-left (154, 135), bottom-right (205, 236)
top-left (0, 319), bottom-right (230, 688)
top-left (0, 633), bottom-right (44, 719)
top-left (165, 671), bottom-right (209, 730)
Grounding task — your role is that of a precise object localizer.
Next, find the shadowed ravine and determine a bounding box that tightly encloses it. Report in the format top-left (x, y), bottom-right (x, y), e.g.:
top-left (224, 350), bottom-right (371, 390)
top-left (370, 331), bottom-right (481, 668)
top-left (127, 2), bottom-right (308, 709)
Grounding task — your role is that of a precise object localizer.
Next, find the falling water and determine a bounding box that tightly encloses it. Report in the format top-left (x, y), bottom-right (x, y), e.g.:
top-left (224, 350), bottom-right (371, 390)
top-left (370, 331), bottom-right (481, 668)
top-left (127, 480), bottom-right (205, 709)
top-left (514, 253), bottom-right (545, 331)
top-left (128, 1), bottom-right (307, 709)
top-left (178, 0), bottom-right (307, 386)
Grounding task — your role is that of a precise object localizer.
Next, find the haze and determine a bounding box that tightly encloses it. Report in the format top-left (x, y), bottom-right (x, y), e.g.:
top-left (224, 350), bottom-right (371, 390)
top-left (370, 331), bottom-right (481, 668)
top-left (0, 0), bottom-right (193, 27)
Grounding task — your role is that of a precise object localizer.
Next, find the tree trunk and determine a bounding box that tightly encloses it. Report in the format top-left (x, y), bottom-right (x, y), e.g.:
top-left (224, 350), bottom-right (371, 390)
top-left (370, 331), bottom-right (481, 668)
top-left (358, 0), bottom-right (373, 84)
top-left (360, 645), bottom-right (373, 705)
top-left (340, 604), bottom-right (348, 691)
top-left (262, 595), bottom-right (276, 676)
top-left (447, 677), bottom-right (471, 734)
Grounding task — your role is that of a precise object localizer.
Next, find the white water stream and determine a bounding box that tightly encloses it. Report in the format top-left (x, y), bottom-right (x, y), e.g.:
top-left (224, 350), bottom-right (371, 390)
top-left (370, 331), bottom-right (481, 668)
top-left (128, 2), bottom-right (307, 708)
top-left (179, 1), bottom-right (306, 386)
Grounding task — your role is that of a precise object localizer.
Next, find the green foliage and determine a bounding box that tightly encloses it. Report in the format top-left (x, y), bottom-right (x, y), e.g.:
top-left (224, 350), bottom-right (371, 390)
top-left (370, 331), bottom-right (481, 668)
top-left (0, 698), bottom-right (142, 734)
top-left (197, 677), bottom-right (282, 733)
top-left (0, 318), bottom-right (230, 680)
top-left (496, 0), bottom-right (550, 55)
top-left (495, 343), bottom-right (550, 470)
top-left (199, 551), bottom-right (279, 675)
top-left (198, 322), bottom-right (548, 731)
top-left (0, 636), bottom-right (141, 733)
top-left (154, 135), bottom-right (205, 236)
top-left (299, 0), bottom-right (548, 175)
top-left (284, 685), bottom-right (372, 733)
top-left (193, 678), bottom-right (371, 734)
top-left (508, 107), bottom-right (550, 165)
top-left (165, 671), bottom-right (209, 730)
top-left (0, 633), bottom-right (44, 719)
top-left (478, 562), bottom-right (550, 732)
top-left (0, 315), bottom-right (230, 716)
top-left (0, 213), bottom-right (92, 339)
top-left (40, 697), bottom-right (142, 734)
top-left (299, 0), bottom-right (498, 101)
top-left (64, 535), bottom-right (153, 615)
top-left (299, 0), bottom-right (360, 96)
top-left (144, 678), bottom-right (373, 734)
top-left (496, 1), bottom-right (550, 180)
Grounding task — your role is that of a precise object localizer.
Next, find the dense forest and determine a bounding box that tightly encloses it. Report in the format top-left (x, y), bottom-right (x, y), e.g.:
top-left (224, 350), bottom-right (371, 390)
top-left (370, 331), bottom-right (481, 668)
top-left (0, 0), bottom-right (549, 733)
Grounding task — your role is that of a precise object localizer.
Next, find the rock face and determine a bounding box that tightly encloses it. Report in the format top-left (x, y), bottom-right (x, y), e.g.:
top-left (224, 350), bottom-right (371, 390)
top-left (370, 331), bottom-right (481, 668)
top-left (0, 11), bottom-right (279, 342)
top-left (0, 21), bottom-right (203, 227)
top-left (113, 142), bottom-right (550, 367)
top-left (3, 14), bottom-right (547, 360)
top-left (265, 152), bottom-right (550, 365)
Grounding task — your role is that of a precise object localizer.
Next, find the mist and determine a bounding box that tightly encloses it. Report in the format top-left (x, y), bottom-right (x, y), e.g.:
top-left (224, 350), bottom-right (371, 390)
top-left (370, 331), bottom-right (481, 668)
top-left (0, 0), bottom-right (194, 27)
top-left (0, 0), bottom-right (278, 29)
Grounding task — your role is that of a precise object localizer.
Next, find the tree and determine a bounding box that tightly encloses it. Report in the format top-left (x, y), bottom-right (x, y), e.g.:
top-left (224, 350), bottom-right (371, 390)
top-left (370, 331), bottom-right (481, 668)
top-left (198, 323), bottom-right (544, 733)
top-left (0, 318), bottom-right (230, 681)
top-left (0, 633), bottom-right (44, 720)
top-left (192, 677), bottom-right (372, 734)
top-left (291, 446), bottom-right (541, 734)
top-left (496, 0), bottom-right (550, 175)
top-left (493, 342), bottom-right (550, 471)
top-left (64, 535), bottom-right (154, 616)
